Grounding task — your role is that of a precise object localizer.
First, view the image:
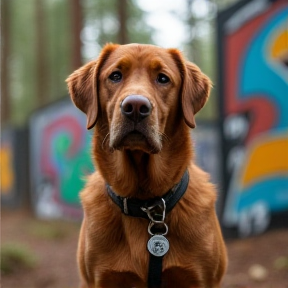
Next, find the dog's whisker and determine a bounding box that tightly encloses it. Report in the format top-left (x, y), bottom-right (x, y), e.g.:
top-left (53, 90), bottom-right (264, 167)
top-left (98, 123), bottom-right (109, 132)
top-left (102, 133), bottom-right (110, 150)
top-left (158, 131), bottom-right (170, 143)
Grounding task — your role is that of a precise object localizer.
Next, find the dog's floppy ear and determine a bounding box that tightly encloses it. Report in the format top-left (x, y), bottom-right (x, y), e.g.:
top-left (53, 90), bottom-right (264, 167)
top-left (169, 49), bottom-right (212, 128)
top-left (66, 44), bottom-right (119, 129)
top-left (182, 62), bottom-right (212, 128)
top-left (66, 60), bottom-right (98, 129)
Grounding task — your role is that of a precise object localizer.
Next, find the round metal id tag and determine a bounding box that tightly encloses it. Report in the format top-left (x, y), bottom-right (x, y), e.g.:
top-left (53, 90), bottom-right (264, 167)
top-left (147, 235), bottom-right (170, 257)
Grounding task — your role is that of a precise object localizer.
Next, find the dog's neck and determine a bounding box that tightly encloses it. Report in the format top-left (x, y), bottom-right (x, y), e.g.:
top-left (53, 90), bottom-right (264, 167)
top-left (93, 123), bottom-right (193, 199)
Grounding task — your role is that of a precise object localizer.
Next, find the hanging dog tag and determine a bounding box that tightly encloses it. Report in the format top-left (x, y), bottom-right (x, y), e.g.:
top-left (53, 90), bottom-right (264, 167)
top-left (147, 235), bottom-right (169, 257)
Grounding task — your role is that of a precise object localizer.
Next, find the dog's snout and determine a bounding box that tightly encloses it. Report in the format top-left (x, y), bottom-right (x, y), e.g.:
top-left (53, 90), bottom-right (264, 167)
top-left (121, 95), bottom-right (152, 123)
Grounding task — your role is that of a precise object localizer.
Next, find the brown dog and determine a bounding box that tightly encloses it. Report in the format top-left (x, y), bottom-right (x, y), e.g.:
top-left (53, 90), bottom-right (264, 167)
top-left (66, 43), bottom-right (227, 288)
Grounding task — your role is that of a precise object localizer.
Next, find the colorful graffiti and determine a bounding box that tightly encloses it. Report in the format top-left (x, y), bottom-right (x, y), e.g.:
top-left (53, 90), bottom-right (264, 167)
top-left (0, 139), bottom-right (15, 195)
top-left (218, 0), bottom-right (288, 236)
top-left (30, 98), bottom-right (94, 220)
top-left (1, 128), bottom-right (28, 207)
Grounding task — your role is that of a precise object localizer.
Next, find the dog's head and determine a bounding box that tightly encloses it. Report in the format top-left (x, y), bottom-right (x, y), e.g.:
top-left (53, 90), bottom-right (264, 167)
top-left (66, 44), bottom-right (211, 154)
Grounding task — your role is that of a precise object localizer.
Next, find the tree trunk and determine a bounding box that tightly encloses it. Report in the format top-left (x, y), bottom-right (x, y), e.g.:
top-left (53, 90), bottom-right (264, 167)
top-left (1, 0), bottom-right (11, 125)
top-left (118, 0), bottom-right (128, 44)
top-left (35, 0), bottom-right (48, 107)
top-left (71, 0), bottom-right (82, 69)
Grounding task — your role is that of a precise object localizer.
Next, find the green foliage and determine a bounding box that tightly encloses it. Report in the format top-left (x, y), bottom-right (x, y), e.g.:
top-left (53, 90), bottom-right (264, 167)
top-left (25, 219), bottom-right (80, 240)
top-left (1, 243), bottom-right (38, 275)
top-left (9, 0), bottom-right (37, 125)
top-left (182, 0), bottom-right (239, 121)
top-left (82, 0), bottom-right (154, 61)
top-left (274, 256), bottom-right (288, 270)
top-left (5, 0), bottom-right (154, 126)
top-left (5, 0), bottom-right (238, 125)
top-left (6, 0), bottom-right (72, 125)
top-left (26, 222), bottom-right (65, 240)
top-left (84, 0), bottom-right (118, 45)
top-left (45, 0), bottom-right (72, 102)
top-left (127, 0), bottom-right (154, 44)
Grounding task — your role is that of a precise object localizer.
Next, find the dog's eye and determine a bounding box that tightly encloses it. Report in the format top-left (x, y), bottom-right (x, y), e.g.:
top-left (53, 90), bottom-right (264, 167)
top-left (108, 71), bottom-right (122, 83)
top-left (157, 73), bottom-right (170, 84)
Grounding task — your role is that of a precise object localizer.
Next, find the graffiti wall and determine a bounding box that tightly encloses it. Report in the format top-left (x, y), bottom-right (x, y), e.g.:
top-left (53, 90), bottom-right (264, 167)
top-left (218, 0), bottom-right (288, 237)
top-left (1, 128), bottom-right (29, 207)
top-left (29, 98), bottom-right (94, 220)
top-left (1, 130), bottom-right (15, 198)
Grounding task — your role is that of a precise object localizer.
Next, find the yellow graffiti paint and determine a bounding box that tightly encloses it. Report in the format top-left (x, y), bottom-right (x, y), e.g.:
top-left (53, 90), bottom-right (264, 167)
top-left (0, 146), bottom-right (14, 193)
top-left (271, 29), bottom-right (288, 59)
top-left (241, 137), bottom-right (288, 187)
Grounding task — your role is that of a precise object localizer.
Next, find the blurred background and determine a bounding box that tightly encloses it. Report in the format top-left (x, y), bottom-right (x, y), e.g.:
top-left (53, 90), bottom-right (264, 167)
top-left (1, 0), bottom-right (288, 287)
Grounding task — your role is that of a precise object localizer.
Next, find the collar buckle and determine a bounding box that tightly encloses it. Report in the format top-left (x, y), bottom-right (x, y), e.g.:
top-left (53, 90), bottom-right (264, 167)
top-left (141, 197), bottom-right (166, 224)
top-left (141, 197), bottom-right (168, 236)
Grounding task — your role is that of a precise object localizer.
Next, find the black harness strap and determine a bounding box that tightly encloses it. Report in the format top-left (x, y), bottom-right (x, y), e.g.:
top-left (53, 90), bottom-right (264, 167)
top-left (148, 254), bottom-right (163, 287)
top-left (106, 170), bottom-right (189, 287)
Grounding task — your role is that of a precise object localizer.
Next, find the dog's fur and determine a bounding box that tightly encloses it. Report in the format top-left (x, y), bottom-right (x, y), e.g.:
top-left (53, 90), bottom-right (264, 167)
top-left (66, 43), bottom-right (227, 288)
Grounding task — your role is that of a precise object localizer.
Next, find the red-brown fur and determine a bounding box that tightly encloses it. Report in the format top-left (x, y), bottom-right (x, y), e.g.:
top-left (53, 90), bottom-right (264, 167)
top-left (66, 43), bottom-right (227, 288)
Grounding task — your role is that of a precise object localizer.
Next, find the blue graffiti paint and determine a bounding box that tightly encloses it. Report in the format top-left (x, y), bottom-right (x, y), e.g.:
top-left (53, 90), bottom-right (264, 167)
top-left (240, 8), bottom-right (288, 128)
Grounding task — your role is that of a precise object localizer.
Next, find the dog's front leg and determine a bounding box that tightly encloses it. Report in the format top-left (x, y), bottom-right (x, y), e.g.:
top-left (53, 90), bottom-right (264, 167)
top-left (77, 218), bottom-right (95, 288)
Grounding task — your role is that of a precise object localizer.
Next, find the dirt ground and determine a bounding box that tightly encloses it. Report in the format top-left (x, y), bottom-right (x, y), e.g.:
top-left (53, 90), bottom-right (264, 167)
top-left (1, 208), bottom-right (288, 288)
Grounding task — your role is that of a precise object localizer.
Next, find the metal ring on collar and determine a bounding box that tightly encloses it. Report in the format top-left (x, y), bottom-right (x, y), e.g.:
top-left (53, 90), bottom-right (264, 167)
top-left (148, 222), bottom-right (168, 236)
top-left (141, 198), bottom-right (166, 223)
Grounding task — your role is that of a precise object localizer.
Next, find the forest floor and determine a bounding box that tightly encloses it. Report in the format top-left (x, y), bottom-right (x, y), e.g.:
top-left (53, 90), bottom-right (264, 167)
top-left (1, 208), bottom-right (288, 288)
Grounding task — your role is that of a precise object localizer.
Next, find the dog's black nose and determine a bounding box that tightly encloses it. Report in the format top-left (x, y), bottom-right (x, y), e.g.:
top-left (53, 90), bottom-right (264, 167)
top-left (121, 95), bottom-right (152, 123)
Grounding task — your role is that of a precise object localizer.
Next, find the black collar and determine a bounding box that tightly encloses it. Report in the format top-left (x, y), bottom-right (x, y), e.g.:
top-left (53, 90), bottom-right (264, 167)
top-left (106, 170), bottom-right (189, 219)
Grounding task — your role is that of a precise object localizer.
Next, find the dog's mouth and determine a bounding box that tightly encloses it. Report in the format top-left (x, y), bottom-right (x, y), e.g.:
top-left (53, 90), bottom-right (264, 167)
top-left (110, 127), bottom-right (161, 154)
top-left (125, 130), bottom-right (145, 139)
top-left (122, 131), bottom-right (146, 148)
